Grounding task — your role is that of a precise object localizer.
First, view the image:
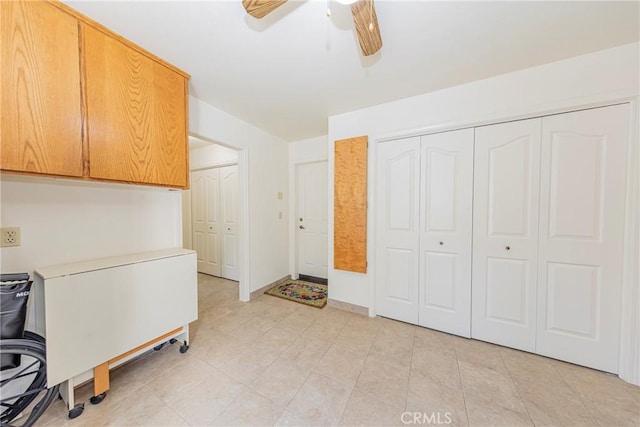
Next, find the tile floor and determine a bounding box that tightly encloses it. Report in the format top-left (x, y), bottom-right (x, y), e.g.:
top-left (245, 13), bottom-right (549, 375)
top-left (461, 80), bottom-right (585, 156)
top-left (37, 274), bottom-right (639, 426)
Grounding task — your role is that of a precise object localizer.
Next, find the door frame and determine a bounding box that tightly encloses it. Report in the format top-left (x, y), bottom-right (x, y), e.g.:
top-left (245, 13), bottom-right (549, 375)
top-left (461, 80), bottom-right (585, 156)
top-left (368, 96), bottom-right (639, 384)
top-left (183, 138), bottom-right (250, 302)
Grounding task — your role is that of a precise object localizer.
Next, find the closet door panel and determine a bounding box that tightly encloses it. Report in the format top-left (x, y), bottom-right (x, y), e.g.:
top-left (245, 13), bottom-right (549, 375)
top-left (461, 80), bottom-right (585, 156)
top-left (376, 137), bottom-right (420, 323)
top-left (472, 118), bottom-right (541, 352)
top-left (419, 129), bottom-right (474, 337)
top-left (537, 104), bottom-right (629, 373)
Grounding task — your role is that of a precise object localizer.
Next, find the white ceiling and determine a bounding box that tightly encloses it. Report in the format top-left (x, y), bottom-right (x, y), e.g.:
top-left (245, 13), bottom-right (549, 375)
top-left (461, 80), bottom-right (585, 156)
top-left (65, 1), bottom-right (639, 142)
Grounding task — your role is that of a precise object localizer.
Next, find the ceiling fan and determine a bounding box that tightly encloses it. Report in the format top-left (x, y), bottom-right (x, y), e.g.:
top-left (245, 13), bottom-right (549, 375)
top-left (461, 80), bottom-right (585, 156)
top-left (242, 0), bottom-right (383, 56)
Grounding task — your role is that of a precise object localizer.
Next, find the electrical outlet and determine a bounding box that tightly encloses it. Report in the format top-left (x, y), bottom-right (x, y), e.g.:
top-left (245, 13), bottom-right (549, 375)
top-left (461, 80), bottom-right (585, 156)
top-left (1, 227), bottom-right (21, 247)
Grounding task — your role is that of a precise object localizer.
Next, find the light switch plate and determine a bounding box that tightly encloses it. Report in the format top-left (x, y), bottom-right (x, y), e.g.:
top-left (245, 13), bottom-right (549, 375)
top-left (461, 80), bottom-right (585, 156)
top-left (1, 227), bottom-right (21, 247)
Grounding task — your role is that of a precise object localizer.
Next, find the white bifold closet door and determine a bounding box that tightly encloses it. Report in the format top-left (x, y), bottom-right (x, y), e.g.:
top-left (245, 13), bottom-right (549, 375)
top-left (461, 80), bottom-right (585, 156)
top-left (376, 130), bottom-right (473, 336)
top-left (536, 104), bottom-right (629, 373)
top-left (192, 168), bottom-right (222, 277)
top-left (376, 137), bottom-right (421, 324)
top-left (418, 129), bottom-right (474, 337)
top-left (472, 118), bottom-right (542, 352)
top-left (220, 165), bottom-right (239, 281)
top-left (192, 165), bottom-right (239, 281)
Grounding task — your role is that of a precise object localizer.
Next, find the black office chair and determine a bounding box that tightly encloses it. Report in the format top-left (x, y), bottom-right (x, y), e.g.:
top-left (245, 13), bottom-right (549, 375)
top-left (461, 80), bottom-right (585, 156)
top-left (1, 274), bottom-right (59, 427)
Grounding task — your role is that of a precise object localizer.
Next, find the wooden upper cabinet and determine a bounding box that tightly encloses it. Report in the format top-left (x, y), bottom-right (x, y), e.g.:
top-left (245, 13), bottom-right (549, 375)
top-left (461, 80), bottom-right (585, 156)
top-left (0, 1), bottom-right (83, 177)
top-left (82, 24), bottom-right (189, 188)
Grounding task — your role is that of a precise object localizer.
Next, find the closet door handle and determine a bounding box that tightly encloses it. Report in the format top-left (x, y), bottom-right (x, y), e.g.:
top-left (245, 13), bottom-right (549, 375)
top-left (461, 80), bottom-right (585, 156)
top-left (505, 246), bottom-right (511, 251)
top-left (299, 225), bottom-right (305, 230)
top-left (439, 241), bottom-right (444, 246)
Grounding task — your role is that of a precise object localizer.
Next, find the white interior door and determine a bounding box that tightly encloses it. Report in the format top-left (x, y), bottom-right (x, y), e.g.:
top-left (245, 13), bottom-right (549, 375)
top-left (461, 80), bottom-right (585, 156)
top-left (220, 165), bottom-right (239, 281)
top-left (376, 137), bottom-right (420, 324)
top-left (419, 129), bottom-right (474, 338)
top-left (536, 104), bottom-right (629, 373)
top-left (472, 118), bottom-right (541, 352)
top-left (296, 161), bottom-right (328, 279)
top-left (191, 169), bottom-right (221, 276)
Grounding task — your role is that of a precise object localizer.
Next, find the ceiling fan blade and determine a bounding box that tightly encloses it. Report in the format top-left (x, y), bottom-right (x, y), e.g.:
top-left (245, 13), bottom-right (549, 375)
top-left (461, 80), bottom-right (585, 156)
top-left (351, 0), bottom-right (383, 56)
top-left (242, 0), bottom-right (288, 19)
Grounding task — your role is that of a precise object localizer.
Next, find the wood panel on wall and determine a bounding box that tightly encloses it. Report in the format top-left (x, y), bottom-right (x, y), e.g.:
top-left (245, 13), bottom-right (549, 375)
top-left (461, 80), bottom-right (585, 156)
top-left (334, 136), bottom-right (368, 273)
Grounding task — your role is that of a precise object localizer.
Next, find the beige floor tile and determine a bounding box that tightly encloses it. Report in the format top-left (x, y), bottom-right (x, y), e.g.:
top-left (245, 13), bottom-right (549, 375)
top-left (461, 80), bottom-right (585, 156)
top-left (195, 330), bottom-right (251, 369)
top-left (276, 308), bottom-right (319, 337)
top-left (406, 389), bottom-right (468, 426)
top-left (376, 318), bottom-right (417, 340)
top-left (411, 346), bottom-right (461, 389)
top-left (464, 393), bottom-right (533, 427)
top-left (554, 362), bottom-right (640, 425)
top-left (355, 358), bottom-right (409, 410)
top-left (280, 335), bottom-right (332, 371)
top-left (346, 313), bottom-right (382, 335)
top-left (305, 316), bottom-right (348, 342)
top-left (211, 385), bottom-right (285, 426)
top-left (458, 361), bottom-right (527, 414)
top-left (255, 324), bottom-right (300, 356)
top-left (334, 324), bottom-right (377, 354)
top-left (413, 327), bottom-right (457, 352)
top-left (513, 377), bottom-right (598, 426)
top-left (34, 276), bottom-right (640, 427)
top-left (499, 347), bottom-right (565, 387)
top-left (286, 372), bottom-right (352, 425)
top-left (251, 357), bottom-right (312, 406)
top-left (216, 344), bottom-right (278, 384)
top-left (314, 343), bottom-right (368, 387)
top-left (275, 409), bottom-right (323, 426)
top-left (83, 385), bottom-right (188, 426)
top-left (368, 332), bottom-right (413, 371)
top-left (256, 297), bottom-right (300, 323)
top-left (455, 339), bottom-right (508, 375)
top-left (226, 314), bottom-right (278, 342)
top-left (147, 359), bottom-right (243, 426)
top-left (339, 389), bottom-right (405, 426)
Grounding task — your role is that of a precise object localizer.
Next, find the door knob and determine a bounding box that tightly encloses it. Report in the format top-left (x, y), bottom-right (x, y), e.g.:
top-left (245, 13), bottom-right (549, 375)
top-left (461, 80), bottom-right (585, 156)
top-left (227, 228), bottom-right (231, 231)
top-left (439, 241), bottom-right (444, 246)
top-left (299, 217), bottom-right (303, 221)
top-left (209, 227), bottom-right (213, 230)
top-left (299, 225), bottom-right (305, 230)
top-left (505, 246), bottom-right (511, 251)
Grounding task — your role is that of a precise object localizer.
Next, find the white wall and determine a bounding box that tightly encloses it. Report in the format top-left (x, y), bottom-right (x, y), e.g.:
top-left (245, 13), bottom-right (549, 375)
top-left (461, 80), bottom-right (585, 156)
top-left (189, 97), bottom-right (289, 294)
top-left (288, 136), bottom-right (328, 277)
top-left (0, 175), bottom-right (182, 275)
top-left (327, 42), bottom-right (640, 309)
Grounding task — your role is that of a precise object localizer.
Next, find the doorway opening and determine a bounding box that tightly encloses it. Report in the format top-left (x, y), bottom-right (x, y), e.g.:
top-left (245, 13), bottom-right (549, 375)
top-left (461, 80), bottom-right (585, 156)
top-left (183, 136), bottom-right (250, 301)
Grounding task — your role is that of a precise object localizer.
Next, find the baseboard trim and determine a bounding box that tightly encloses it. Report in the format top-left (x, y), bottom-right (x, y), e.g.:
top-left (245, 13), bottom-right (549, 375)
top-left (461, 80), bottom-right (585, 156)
top-left (327, 298), bottom-right (368, 316)
top-left (250, 275), bottom-right (291, 300)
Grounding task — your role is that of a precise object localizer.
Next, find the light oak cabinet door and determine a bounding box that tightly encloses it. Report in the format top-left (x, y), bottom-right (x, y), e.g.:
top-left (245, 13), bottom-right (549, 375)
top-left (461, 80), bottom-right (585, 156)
top-left (0, 1), bottom-right (83, 177)
top-left (82, 24), bottom-right (188, 188)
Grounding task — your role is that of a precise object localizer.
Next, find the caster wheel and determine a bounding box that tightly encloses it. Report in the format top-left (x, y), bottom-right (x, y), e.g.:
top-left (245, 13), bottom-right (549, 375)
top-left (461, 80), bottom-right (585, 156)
top-left (179, 343), bottom-right (189, 353)
top-left (90, 392), bottom-right (107, 405)
top-left (68, 403), bottom-right (84, 419)
top-left (153, 342), bottom-right (166, 351)
top-left (169, 338), bottom-right (177, 344)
